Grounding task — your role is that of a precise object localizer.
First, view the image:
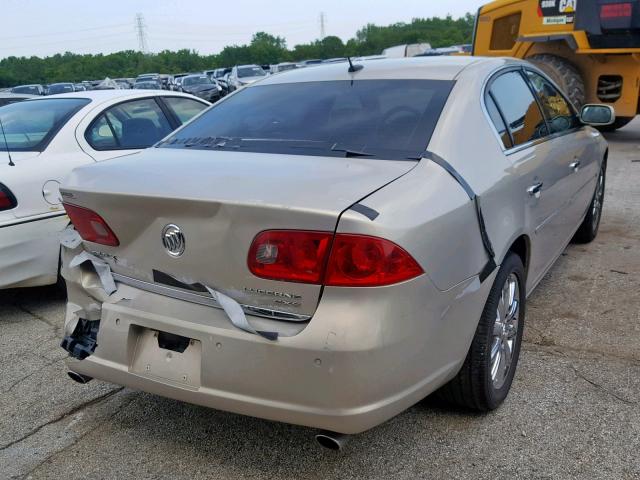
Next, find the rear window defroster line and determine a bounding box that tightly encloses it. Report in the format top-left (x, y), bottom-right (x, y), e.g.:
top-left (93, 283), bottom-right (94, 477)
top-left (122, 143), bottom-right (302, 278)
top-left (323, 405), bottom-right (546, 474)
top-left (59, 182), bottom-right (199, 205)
top-left (422, 151), bottom-right (497, 283)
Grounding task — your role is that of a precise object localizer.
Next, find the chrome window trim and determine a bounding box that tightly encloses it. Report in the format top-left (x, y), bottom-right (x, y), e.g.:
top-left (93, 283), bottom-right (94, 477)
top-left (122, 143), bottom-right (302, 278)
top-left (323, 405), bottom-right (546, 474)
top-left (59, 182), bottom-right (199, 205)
top-left (111, 272), bottom-right (311, 322)
top-left (480, 64), bottom-right (587, 156)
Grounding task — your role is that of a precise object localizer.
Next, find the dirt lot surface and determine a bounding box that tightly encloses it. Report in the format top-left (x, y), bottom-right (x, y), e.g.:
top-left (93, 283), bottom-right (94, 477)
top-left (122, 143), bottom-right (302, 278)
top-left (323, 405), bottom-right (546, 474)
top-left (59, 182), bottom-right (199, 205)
top-left (1, 122), bottom-right (639, 479)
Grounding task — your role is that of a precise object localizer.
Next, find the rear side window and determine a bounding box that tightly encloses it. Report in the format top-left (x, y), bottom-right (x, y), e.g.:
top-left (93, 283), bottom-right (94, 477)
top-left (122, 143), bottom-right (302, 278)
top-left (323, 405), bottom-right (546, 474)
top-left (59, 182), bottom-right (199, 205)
top-left (485, 93), bottom-right (512, 148)
top-left (490, 13), bottom-right (521, 50)
top-left (163, 97), bottom-right (208, 124)
top-left (160, 80), bottom-right (454, 160)
top-left (525, 70), bottom-right (580, 134)
top-left (86, 98), bottom-right (173, 150)
top-left (489, 71), bottom-right (548, 147)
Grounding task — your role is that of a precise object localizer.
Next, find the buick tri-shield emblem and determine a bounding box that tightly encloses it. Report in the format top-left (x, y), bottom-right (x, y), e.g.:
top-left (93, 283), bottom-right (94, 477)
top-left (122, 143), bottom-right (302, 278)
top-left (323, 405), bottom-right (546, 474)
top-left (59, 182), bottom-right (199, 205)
top-left (161, 224), bottom-right (185, 257)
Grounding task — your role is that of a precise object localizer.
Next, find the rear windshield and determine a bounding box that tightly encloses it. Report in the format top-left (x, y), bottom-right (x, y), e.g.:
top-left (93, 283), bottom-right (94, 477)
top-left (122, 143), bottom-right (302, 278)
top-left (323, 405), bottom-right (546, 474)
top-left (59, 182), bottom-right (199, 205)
top-left (238, 67), bottom-right (266, 78)
top-left (183, 75), bottom-right (211, 86)
top-left (12, 86), bottom-right (40, 95)
top-left (48, 84), bottom-right (74, 94)
top-left (134, 82), bottom-right (160, 89)
top-left (0, 98), bottom-right (89, 151)
top-left (159, 80), bottom-right (454, 160)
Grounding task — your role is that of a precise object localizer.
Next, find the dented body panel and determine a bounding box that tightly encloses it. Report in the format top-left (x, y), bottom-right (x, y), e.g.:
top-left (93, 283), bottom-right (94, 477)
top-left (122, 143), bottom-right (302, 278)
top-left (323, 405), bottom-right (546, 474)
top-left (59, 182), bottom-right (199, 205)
top-left (0, 213), bottom-right (68, 288)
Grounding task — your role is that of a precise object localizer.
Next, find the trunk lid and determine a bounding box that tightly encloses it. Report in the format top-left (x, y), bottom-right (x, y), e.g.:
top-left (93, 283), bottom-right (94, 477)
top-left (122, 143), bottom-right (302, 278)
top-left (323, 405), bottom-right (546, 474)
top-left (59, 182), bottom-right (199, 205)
top-left (61, 148), bottom-right (415, 318)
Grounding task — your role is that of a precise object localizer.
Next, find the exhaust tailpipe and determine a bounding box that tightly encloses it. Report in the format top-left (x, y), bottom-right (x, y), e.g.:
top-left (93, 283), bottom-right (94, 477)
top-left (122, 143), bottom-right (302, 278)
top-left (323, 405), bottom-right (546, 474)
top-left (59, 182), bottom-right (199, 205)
top-left (67, 371), bottom-right (93, 384)
top-left (315, 431), bottom-right (350, 451)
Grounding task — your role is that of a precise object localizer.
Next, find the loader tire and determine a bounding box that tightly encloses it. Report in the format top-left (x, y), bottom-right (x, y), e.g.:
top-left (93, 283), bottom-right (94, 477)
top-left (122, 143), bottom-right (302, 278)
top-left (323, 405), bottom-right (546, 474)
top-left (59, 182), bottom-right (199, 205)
top-left (527, 54), bottom-right (586, 109)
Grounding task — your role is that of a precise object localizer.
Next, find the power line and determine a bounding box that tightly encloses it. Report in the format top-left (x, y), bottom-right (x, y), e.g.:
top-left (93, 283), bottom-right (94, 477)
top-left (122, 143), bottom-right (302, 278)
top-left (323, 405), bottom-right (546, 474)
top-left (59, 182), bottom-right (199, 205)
top-left (0, 23), bottom-right (132, 41)
top-left (135, 13), bottom-right (148, 53)
top-left (0, 32), bottom-right (134, 51)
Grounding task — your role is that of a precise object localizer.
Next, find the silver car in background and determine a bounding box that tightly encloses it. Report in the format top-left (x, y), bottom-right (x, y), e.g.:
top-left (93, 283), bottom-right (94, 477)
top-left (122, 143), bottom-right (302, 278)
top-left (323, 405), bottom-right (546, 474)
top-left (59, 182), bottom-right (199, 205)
top-left (227, 64), bottom-right (267, 91)
top-left (59, 57), bottom-right (611, 447)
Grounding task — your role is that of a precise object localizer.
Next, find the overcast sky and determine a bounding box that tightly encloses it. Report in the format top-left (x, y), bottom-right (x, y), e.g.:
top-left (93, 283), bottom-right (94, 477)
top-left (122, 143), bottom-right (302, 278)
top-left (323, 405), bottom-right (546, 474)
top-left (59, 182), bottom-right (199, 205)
top-left (0, 0), bottom-right (485, 59)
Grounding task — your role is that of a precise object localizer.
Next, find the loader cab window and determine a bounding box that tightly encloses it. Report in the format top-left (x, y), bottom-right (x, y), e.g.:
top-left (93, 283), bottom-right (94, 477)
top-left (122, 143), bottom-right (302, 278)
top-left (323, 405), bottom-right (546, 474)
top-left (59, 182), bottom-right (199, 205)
top-left (525, 70), bottom-right (580, 134)
top-left (488, 70), bottom-right (548, 147)
top-left (490, 13), bottom-right (521, 50)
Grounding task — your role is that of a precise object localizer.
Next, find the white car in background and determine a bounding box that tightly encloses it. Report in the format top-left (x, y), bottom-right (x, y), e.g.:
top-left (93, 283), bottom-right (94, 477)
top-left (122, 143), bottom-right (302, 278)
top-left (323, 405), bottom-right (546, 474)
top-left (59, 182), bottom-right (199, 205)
top-left (0, 92), bottom-right (36, 107)
top-left (227, 64), bottom-right (267, 91)
top-left (0, 90), bottom-right (210, 289)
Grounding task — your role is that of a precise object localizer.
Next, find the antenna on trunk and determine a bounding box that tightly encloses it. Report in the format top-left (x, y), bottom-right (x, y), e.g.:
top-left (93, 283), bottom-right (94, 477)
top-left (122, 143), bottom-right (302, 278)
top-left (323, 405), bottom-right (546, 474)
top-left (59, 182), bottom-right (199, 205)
top-left (0, 116), bottom-right (14, 167)
top-left (347, 57), bottom-right (363, 73)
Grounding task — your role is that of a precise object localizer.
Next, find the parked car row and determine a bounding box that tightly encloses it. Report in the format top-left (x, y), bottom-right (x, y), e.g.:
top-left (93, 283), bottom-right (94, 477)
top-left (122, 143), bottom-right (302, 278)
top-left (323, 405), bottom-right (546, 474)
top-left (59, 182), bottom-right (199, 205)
top-left (10, 79), bottom-right (126, 95)
top-left (3, 53), bottom-right (398, 100)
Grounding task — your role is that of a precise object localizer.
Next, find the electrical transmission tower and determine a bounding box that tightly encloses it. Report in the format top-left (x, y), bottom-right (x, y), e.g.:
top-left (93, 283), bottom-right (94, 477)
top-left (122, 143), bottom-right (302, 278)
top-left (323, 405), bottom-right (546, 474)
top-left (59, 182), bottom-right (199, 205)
top-left (319, 12), bottom-right (326, 39)
top-left (135, 13), bottom-right (148, 53)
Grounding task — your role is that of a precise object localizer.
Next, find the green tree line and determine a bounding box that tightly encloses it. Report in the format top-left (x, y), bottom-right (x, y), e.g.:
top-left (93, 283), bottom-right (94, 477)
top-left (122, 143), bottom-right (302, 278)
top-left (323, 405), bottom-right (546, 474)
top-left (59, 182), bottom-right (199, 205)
top-left (0, 14), bottom-right (474, 87)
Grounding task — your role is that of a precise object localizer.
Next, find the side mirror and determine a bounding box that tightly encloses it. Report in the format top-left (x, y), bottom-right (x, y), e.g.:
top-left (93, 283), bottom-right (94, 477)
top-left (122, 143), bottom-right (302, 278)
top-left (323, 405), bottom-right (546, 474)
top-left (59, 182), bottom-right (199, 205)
top-left (580, 104), bottom-right (615, 126)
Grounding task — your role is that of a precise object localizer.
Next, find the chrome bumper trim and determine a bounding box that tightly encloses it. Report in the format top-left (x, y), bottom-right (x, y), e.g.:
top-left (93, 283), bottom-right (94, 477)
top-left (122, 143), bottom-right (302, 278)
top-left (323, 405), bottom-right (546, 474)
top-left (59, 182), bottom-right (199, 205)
top-left (111, 273), bottom-right (311, 322)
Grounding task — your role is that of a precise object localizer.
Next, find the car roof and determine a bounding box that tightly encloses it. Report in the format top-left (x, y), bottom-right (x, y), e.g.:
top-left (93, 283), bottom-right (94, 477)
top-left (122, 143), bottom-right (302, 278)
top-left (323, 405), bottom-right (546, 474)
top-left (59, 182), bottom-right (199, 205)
top-left (258, 56), bottom-right (512, 84)
top-left (0, 92), bottom-right (37, 99)
top-left (22, 90), bottom-right (208, 106)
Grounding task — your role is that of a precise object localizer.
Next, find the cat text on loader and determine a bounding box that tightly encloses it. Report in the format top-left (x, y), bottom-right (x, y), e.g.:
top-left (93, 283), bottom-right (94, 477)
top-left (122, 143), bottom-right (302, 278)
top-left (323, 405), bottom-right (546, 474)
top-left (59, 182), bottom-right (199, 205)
top-left (473, 0), bottom-right (640, 130)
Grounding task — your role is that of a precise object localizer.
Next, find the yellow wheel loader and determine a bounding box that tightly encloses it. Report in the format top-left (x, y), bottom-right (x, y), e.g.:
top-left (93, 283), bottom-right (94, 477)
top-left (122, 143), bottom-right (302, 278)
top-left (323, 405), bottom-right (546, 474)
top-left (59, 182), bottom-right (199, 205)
top-left (473, 0), bottom-right (640, 130)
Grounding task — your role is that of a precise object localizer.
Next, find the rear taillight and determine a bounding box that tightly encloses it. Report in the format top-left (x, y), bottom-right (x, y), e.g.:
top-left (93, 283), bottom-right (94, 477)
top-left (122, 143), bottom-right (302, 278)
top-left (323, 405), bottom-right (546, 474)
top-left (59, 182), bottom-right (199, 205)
top-left (0, 183), bottom-right (17, 211)
top-left (248, 230), bottom-right (333, 283)
top-left (247, 230), bottom-right (423, 287)
top-left (601, 2), bottom-right (632, 19)
top-left (62, 203), bottom-right (120, 246)
top-left (325, 234), bottom-right (424, 287)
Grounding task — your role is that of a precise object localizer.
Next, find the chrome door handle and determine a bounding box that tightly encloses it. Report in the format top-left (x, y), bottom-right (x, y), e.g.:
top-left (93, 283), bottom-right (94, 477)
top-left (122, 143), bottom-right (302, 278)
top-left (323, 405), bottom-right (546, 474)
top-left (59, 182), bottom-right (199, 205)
top-left (569, 160), bottom-right (581, 172)
top-left (527, 182), bottom-right (543, 198)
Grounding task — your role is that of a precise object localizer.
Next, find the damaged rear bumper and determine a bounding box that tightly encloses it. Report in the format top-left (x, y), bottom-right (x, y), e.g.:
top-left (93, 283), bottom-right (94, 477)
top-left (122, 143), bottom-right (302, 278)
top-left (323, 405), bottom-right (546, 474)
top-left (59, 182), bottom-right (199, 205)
top-left (62, 237), bottom-right (496, 434)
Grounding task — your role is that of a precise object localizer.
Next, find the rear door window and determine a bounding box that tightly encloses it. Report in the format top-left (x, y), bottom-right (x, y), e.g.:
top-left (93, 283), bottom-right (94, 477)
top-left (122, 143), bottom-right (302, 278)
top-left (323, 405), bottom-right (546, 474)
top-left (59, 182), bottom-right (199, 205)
top-left (86, 115), bottom-right (118, 149)
top-left (489, 71), bottom-right (548, 147)
top-left (525, 70), bottom-right (580, 134)
top-left (485, 92), bottom-right (513, 148)
top-left (162, 97), bottom-right (208, 124)
top-left (86, 98), bottom-right (173, 150)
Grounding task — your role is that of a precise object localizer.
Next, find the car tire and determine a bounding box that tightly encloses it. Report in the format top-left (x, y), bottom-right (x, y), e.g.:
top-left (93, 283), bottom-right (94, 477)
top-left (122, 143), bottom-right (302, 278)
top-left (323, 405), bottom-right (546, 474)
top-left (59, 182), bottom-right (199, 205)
top-left (527, 54), bottom-right (585, 109)
top-left (597, 116), bottom-right (634, 132)
top-left (572, 160), bottom-right (606, 244)
top-left (436, 252), bottom-right (525, 411)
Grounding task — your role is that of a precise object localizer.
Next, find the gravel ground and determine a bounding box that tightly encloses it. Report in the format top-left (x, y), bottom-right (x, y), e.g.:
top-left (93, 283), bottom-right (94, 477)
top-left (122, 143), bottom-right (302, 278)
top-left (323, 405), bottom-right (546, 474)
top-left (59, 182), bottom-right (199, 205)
top-left (1, 121), bottom-right (639, 480)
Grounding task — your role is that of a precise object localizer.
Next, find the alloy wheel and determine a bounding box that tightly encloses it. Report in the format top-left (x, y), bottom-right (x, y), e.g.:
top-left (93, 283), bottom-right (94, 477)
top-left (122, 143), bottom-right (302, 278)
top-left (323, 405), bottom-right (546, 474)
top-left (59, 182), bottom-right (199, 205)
top-left (592, 168), bottom-right (605, 233)
top-left (490, 273), bottom-right (520, 390)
